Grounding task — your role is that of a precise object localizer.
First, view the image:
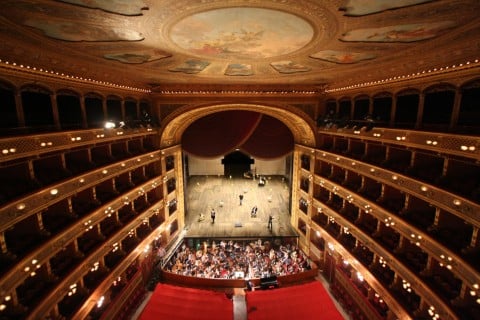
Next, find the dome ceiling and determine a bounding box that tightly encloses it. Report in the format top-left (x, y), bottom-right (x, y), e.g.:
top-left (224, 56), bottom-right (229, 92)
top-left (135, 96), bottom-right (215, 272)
top-left (0, 0), bottom-right (478, 91)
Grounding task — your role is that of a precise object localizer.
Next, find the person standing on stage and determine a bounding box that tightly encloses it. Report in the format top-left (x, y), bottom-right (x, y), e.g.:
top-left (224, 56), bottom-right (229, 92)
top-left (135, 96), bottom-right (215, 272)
top-left (268, 215), bottom-right (273, 230)
top-left (239, 194), bottom-right (244, 205)
top-left (251, 206), bottom-right (258, 217)
top-left (211, 208), bottom-right (216, 223)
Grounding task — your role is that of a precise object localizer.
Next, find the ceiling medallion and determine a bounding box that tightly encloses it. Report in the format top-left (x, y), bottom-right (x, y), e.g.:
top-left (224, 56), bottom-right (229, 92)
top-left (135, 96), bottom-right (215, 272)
top-left (169, 7), bottom-right (314, 60)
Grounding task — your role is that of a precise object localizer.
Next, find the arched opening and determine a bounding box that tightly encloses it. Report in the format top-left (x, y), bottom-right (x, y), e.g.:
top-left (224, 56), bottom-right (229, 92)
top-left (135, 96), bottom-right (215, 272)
top-left (221, 150), bottom-right (254, 178)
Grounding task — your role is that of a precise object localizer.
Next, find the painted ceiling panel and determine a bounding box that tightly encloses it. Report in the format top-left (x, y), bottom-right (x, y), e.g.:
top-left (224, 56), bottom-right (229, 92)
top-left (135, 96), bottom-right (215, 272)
top-left (0, 0), bottom-right (478, 89)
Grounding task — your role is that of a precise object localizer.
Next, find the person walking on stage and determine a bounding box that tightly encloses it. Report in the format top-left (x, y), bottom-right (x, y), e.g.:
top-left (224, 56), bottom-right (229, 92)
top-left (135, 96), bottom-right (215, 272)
top-left (211, 208), bottom-right (216, 224)
top-left (268, 214), bottom-right (273, 230)
top-left (251, 206), bottom-right (258, 217)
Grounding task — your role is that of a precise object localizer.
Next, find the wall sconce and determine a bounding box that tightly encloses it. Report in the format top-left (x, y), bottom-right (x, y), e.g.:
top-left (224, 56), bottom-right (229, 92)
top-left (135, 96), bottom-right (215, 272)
top-left (97, 296), bottom-right (105, 308)
top-left (67, 283), bottom-right (77, 296)
top-left (16, 203), bottom-right (26, 211)
top-left (356, 272), bottom-right (364, 282)
top-left (410, 233), bottom-right (422, 246)
top-left (384, 217), bottom-right (395, 227)
top-left (402, 280), bottom-right (412, 292)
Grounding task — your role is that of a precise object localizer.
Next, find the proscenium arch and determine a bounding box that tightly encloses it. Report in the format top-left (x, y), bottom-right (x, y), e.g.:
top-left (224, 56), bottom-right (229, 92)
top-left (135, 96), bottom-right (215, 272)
top-left (159, 103), bottom-right (317, 149)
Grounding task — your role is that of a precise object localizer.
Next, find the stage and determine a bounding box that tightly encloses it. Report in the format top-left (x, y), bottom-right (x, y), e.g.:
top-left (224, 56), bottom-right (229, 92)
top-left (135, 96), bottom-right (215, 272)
top-left (184, 175), bottom-right (298, 238)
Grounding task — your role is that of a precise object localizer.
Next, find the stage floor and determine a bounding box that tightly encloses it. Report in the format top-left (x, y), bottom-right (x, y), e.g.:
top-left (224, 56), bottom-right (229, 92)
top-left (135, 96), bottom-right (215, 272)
top-left (183, 175), bottom-right (298, 238)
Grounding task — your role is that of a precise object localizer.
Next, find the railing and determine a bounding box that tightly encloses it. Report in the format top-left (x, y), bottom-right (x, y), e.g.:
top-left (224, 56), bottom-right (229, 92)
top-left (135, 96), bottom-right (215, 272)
top-left (161, 263), bottom-right (318, 289)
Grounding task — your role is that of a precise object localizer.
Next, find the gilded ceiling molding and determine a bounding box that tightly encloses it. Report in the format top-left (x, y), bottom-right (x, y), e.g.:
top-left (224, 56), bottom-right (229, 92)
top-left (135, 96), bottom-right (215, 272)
top-left (159, 103), bottom-right (316, 148)
top-left (56, 0), bottom-right (149, 16)
top-left (0, 58), bottom-right (150, 93)
top-left (340, 0), bottom-right (435, 16)
top-left (325, 58), bottom-right (480, 93)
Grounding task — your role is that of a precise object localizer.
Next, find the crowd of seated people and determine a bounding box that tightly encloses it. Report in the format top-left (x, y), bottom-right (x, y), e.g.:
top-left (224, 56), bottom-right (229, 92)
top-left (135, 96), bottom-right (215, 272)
top-left (317, 111), bottom-right (380, 131)
top-left (164, 239), bottom-right (311, 279)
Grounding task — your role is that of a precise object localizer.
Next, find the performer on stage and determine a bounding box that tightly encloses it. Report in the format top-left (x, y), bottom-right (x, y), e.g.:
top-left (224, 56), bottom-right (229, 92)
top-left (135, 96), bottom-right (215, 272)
top-left (211, 209), bottom-right (216, 223)
top-left (251, 206), bottom-right (258, 217)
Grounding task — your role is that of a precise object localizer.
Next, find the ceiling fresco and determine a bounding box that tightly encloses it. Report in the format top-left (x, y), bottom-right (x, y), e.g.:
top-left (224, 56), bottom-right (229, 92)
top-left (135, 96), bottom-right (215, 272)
top-left (340, 0), bottom-right (436, 16)
top-left (0, 0), bottom-right (478, 89)
top-left (340, 21), bottom-right (457, 43)
top-left (169, 7), bottom-right (314, 60)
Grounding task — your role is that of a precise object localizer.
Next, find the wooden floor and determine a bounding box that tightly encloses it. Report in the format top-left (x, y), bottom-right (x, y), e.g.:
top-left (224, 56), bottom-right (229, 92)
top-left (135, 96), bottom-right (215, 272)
top-left (184, 175), bottom-right (298, 239)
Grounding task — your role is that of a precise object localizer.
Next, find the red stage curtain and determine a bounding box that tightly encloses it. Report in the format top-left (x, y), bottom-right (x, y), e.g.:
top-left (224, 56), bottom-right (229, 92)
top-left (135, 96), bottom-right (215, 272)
top-left (182, 111), bottom-right (294, 159)
top-left (242, 114), bottom-right (293, 159)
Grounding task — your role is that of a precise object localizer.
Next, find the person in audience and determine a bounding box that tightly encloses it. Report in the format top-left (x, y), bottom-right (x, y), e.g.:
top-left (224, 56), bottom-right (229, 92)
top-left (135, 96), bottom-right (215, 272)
top-left (165, 239), bottom-right (310, 280)
top-left (246, 279), bottom-right (255, 291)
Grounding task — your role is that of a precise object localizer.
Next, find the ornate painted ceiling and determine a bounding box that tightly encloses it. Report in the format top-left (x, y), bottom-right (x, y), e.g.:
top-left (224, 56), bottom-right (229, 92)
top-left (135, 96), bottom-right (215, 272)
top-left (0, 0), bottom-right (479, 91)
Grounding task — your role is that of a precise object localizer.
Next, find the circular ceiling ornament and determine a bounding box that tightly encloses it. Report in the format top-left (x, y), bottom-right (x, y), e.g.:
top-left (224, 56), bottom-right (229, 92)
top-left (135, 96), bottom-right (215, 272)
top-left (169, 7), bottom-right (314, 60)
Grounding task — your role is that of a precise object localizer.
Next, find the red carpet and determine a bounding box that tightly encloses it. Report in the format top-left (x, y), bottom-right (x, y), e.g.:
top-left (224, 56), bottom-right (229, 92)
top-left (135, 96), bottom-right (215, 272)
top-left (138, 283), bottom-right (233, 320)
top-left (246, 281), bottom-right (345, 320)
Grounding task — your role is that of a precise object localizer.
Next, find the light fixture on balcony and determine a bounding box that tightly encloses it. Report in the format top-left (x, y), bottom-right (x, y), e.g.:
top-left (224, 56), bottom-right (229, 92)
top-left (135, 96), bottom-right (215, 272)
top-left (67, 283), bottom-right (77, 296)
top-left (410, 233), bottom-right (422, 246)
top-left (97, 296), bottom-right (105, 308)
top-left (16, 203), bottom-right (26, 210)
top-left (384, 217), bottom-right (395, 227)
top-left (104, 121), bottom-right (116, 129)
top-left (439, 254), bottom-right (453, 269)
top-left (356, 272), bottom-right (364, 282)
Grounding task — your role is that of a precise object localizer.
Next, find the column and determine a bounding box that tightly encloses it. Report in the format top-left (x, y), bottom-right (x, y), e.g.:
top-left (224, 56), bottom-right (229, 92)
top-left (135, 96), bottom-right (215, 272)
top-left (50, 93), bottom-right (61, 130)
top-left (136, 100), bottom-right (141, 120)
top-left (15, 91), bottom-right (25, 127)
top-left (121, 99), bottom-right (126, 122)
top-left (80, 95), bottom-right (88, 128)
top-left (415, 92), bottom-right (425, 129)
top-left (389, 95), bottom-right (397, 127)
top-left (449, 88), bottom-right (462, 130)
top-left (102, 97), bottom-right (108, 121)
top-left (350, 98), bottom-right (355, 120)
top-left (368, 96), bottom-right (374, 115)
top-left (469, 226), bottom-right (479, 248)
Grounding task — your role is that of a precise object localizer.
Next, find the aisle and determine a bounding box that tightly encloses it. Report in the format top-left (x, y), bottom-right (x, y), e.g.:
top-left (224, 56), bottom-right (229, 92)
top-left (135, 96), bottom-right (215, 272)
top-left (233, 288), bottom-right (247, 320)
